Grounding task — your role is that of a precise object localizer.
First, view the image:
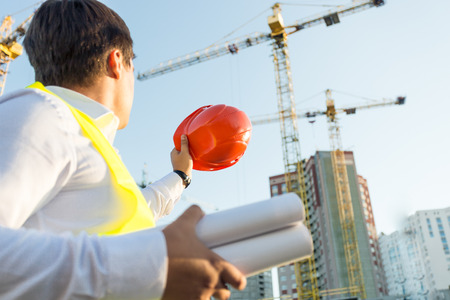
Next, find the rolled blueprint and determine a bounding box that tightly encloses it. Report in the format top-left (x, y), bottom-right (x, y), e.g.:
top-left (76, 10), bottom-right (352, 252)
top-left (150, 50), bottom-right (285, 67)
top-left (196, 193), bottom-right (305, 248)
top-left (212, 223), bottom-right (313, 277)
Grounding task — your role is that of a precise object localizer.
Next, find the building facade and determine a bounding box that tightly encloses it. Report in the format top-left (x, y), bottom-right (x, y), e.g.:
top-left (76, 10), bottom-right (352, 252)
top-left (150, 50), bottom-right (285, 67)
top-left (379, 230), bottom-right (428, 300)
top-left (229, 271), bottom-right (273, 300)
top-left (359, 175), bottom-right (388, 296)
top-left (270, 151), bottom-right (384, 299)
top-left (379, 207), bottom-right (450, 300)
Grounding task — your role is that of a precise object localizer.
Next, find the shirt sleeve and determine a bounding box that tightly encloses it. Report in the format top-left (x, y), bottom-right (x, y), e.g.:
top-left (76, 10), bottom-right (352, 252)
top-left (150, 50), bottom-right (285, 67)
top-left (0, 226), bottom-right (168, 300)
top-left (141, 172), bottom-right (184, 221)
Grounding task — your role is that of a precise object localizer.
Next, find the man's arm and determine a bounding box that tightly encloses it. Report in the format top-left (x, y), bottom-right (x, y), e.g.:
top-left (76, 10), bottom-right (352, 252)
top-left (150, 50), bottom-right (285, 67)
top-left (141, 135), bottom-right (193, 221)
top-left (0, 206), bottom-right (246, 300)
top-left (0, 225), bottom-right (166, 300)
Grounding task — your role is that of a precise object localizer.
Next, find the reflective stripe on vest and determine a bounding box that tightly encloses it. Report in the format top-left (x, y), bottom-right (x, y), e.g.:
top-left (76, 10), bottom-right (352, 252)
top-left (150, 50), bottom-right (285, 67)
top-left (27, 82), bottom-right (155, 234)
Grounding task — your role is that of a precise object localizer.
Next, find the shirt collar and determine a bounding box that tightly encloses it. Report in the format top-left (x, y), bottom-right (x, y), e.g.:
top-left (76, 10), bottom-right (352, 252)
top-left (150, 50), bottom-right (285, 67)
top-left (46, 86), bottom-right (120, 143)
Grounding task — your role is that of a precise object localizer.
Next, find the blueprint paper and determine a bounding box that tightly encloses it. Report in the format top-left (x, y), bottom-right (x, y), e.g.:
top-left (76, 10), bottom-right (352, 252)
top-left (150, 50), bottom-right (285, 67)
top-left (212, 223), bottom-right (313, 277)
top-left (196, 193), bottom-right (305, 248)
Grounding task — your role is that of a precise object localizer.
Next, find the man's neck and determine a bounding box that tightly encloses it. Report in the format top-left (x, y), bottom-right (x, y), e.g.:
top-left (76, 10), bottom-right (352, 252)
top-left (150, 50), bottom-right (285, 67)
top-left (65, 78), bottom-right (114, 111)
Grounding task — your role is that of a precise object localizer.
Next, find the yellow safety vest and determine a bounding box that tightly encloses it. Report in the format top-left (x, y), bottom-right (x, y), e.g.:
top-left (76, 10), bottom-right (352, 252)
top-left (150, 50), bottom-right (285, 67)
top-left (27, 82), bottom-right (155, 234)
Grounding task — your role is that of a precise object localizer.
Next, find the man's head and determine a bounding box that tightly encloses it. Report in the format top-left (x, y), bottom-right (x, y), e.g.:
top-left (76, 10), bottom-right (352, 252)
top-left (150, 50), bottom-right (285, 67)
top-left (24, 0), bottom-right (133, 88)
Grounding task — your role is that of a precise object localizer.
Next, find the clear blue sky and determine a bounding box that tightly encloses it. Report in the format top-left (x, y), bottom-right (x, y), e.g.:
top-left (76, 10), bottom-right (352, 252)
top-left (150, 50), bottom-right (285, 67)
top-left (3, 0), bottom-right (450, 235)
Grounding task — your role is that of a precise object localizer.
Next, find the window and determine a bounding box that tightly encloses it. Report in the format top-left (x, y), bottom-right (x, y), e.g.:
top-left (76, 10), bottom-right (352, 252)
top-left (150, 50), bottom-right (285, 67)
top-left (427, 220), bottom-right (434, 238)
top-left (281, 183), bottom-right (287, 194)
top-left (389, 247), bottom-right (397, 263)
top-left (280, 276), bottom-right (287, 281)
top-left (291, 274), bottom-right (296, 280)
top-left (443, 244), bottom-right (449, 255)
top-left (271, 185), bottom-right (279, 196)
top-left (407, 244), bottom-right (415, 259)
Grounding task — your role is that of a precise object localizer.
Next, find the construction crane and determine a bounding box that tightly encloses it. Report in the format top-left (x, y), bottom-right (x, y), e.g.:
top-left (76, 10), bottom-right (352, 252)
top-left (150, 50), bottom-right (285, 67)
top-left (251, 90), bottom-right (406, 126)
top-left (138, 2), bottom-right (386, 299)
top-left (253, 89), bottom-right (405, 298)
top-left (0, 13), bottom-right (34, 96)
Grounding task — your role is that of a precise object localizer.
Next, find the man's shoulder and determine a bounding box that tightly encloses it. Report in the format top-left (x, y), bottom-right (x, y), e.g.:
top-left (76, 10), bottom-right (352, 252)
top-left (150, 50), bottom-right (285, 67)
top-left (1, 87), bottom-right (72, 115)
top-left (1, 87), bottom-right (63, 105)
top-left (0, 87), bottom-right (78, 132)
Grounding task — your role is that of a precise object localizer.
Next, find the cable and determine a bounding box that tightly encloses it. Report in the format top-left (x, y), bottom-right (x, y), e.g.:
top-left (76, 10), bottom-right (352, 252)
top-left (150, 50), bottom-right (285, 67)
top-left (331, 89), bottom-right (381, 103)
top-left (297, 90), bottom-right (324, 105)
top-left (9, 1), bottom-right (44, 17)
top-left (278, 2), bottom-right (343, 8)
top-left (207, 7), bottom-right (271, 48)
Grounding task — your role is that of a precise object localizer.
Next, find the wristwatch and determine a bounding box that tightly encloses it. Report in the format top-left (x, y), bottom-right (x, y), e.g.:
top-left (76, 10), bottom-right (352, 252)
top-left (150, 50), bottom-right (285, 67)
top-left (174, 170), bottom-right (191, 188)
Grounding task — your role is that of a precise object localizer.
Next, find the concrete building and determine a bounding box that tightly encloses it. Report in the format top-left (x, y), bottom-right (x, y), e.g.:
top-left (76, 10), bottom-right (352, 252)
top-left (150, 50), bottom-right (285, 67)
top-left (379, 207), bottom-right (450, 300)
top-left (359, 175), bottom-right (388, 295)
top-left (270, 151), bottom-right (384, 299)
top-left (229, 271), bottom-right (273, 300)
top-left (277, 263), bottom-right (298, 299)
top-left (379, 230), bottom-right (428, 300)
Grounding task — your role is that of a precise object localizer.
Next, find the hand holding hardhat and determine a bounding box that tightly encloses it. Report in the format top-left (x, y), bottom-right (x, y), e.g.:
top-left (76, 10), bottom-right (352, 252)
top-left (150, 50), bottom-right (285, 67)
top-left (173, 104), bottom-right (252, 171)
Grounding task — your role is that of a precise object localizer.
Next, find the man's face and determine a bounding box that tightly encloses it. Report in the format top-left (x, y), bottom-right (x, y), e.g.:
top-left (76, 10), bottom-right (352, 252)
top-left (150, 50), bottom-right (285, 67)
top-left (116, 58), bottom-right (135, 129)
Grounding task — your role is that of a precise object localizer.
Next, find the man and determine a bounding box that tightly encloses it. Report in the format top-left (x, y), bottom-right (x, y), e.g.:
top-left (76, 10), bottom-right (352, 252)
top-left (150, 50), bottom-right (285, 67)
top-left (0, 0), bottom-right (186, 234)
top-left (0, 0), bottom-right (245, 299)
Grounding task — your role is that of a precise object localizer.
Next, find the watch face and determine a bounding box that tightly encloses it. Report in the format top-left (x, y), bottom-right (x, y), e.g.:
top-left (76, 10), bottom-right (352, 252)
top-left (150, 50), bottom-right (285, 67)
top-left (184, 177), bottom-right (191, 188)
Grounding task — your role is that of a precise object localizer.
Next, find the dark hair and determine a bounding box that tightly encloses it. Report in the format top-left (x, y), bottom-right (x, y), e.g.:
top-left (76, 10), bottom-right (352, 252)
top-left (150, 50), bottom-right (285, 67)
top-left (24, 0), bottom-right (133, 87)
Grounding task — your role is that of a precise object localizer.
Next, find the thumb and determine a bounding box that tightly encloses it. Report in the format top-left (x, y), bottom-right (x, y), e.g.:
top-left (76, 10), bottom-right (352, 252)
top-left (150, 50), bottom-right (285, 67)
top-left (180, 134), bottom-right (189, 153)
top-left (176, 205), bottom-right (205, 230)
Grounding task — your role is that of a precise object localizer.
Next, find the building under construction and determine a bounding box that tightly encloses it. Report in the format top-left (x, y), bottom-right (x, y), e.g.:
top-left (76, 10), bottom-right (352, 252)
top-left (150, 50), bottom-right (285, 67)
top-left (230, 270), bottom-right (273, 300)
top-left (270, 151), bottom-right (386, 299)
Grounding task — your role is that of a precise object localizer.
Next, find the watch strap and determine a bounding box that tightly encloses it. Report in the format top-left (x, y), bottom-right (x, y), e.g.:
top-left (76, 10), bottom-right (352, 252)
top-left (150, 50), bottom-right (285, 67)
top-left (174, 170), bottom-right (191, 188)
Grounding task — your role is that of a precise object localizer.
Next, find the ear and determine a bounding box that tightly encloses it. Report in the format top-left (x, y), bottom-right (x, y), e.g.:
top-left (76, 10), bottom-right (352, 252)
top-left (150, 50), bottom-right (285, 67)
top-left (107, 49), bottom-right (124, 80)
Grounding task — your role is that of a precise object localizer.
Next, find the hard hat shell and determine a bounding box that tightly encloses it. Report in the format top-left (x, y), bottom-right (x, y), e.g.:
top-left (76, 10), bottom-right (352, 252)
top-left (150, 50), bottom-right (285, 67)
top-left (174, 104), bottom-right (252, 171)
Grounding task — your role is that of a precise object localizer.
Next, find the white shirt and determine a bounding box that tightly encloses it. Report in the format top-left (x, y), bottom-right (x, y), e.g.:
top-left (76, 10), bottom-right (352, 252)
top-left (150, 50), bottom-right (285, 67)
top-left (0, 225), bottom-right (166, 300)
top-left (0, 86), bottom-right (184, 232)
top-left (0, 86), bottom-right (183, 299)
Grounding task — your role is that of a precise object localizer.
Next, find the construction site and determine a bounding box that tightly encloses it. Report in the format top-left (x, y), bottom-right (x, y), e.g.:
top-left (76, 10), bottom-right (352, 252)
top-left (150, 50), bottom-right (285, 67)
top-left (2, 0), bottom-right (449, 299)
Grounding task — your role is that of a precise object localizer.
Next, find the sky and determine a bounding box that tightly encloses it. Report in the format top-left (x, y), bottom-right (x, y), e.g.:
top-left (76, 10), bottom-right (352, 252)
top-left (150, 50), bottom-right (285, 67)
top-left (2, 0), bottom-right (450, 235)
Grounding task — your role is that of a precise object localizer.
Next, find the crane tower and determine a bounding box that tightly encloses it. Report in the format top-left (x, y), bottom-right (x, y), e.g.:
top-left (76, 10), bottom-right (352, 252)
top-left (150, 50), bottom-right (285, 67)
top-left (0, 13), bottom-right (34, 96)
top-left (267, 4), bottom-right (319, 299)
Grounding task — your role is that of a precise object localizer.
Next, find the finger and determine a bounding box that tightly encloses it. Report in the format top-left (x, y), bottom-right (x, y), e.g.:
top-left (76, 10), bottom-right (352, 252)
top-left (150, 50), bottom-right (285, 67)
top-left (220, 261), bottom-right (247, 291)
top-left (176, 205), bottom-right (205, 229)
top-left (212, 288), bottom-right (231, 300)
top-left (180, 134), bottom-right (189, 153)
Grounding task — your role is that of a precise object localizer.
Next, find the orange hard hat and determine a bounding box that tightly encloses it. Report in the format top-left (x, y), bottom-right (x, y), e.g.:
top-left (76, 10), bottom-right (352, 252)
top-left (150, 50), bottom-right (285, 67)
top-left (174, 104), bottom-right (252, 171)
